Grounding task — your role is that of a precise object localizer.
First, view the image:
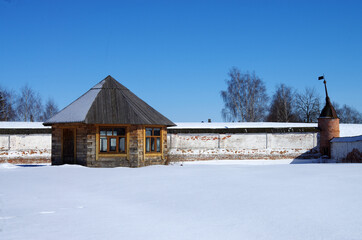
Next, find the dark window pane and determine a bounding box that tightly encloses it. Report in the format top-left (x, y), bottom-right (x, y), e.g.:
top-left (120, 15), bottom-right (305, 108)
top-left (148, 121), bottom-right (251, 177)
top-left (100, 137), bottom-right (107, 152)
top-left (119, 137), bottom-right (125, 152)
top-left (110, 138), bottom-right (116, 151)
top-left (146, 138), bottom-right (150, 152)
top-left (154, 128), bottom-right (161, 136)
top-left (114, 128), bottom-right (125, 136)
top-left (151, 138), bottom-right (155, 151)
top-left (156, 138), bottom-right (160, 152)
top-left (146, 128), bottom-right (152, 136)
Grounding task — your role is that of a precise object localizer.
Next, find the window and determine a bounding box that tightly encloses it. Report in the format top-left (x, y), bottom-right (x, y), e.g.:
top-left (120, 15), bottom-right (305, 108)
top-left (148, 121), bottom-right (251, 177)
top-left (145, 127), bottom-right (161, 153)
top-left (99, 127), bottom-right (126, 153)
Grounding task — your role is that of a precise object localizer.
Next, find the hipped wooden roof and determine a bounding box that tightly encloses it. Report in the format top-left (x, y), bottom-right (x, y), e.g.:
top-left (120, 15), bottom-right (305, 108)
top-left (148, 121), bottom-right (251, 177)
top-left (44, 76), bottom-right (175, 126)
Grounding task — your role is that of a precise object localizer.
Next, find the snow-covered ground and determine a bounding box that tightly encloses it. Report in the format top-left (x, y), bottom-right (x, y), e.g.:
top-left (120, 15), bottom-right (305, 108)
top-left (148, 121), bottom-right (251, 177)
top-left (1, 163), bottom-right (362, 240)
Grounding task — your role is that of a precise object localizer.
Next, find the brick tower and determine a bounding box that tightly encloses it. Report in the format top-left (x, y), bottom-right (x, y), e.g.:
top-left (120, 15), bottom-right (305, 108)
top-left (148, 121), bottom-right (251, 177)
top-left (318, 76), bottom-right (339, 157)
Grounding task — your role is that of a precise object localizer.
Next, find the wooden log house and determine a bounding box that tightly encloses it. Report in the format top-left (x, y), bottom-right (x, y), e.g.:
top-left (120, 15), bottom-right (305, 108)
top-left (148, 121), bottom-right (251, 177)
top-left (43, 75), bottom-right (175, 167)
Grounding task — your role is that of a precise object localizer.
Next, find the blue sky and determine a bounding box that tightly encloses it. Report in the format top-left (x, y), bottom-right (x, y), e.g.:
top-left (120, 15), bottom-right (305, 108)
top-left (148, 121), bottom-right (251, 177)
top-left (0, 0), bottom-right (361, 122)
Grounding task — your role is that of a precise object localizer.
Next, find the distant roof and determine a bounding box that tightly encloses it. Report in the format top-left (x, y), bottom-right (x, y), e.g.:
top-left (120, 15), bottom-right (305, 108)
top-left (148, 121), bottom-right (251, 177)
top-left (44, 75), bottom-right (175, 126)
top-left (331, 135), bottom-right (362, 143)
top-left (169, 122), bottom-right (318, 129)
top-left (0, 122), bottom-right (50, 129)
top-left (320, 96), bottom-right (338, 118)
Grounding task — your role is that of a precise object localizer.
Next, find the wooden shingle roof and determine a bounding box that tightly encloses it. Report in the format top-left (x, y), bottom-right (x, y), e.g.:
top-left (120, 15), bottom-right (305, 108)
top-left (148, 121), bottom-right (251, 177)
top-left (44, 76), bottom-right (175, 126)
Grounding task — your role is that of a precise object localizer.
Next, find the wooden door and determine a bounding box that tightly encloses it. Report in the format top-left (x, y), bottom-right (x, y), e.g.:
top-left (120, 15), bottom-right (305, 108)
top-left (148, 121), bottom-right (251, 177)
top-left (63, 128), bottom-right (75, 164)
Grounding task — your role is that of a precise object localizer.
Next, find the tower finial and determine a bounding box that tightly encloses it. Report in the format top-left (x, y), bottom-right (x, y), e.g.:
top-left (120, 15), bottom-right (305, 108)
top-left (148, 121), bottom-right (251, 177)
top-left (318, 75), bottom-right (338, 118)
top-left (318, 75), bottom-right (329, 99)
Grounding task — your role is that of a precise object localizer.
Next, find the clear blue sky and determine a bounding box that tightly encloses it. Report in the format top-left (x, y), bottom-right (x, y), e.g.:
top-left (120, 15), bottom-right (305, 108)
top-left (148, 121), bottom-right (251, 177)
top-left (0, 0), bottom-right (361, 122)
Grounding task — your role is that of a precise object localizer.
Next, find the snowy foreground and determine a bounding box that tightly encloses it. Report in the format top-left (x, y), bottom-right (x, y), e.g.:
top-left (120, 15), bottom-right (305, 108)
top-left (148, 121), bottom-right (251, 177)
top-left (1, 162), bottom-right (362, 240)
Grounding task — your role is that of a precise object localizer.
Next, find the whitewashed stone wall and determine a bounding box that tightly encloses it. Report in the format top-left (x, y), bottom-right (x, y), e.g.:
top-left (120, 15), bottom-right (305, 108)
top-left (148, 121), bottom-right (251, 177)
top-left (167, 131), bottom-right (319, 161)
top-left (2, 122), bottom-right (361, 165)
top-left (0, 133), bottom-right (51, 164)
top-left (331, 136), bottom-right (362, 161)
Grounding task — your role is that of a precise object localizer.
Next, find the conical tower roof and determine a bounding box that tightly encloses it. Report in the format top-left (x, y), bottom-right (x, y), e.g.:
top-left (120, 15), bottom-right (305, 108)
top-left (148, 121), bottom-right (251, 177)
top-left (44, 76), bottom-right (175, 126)
top-left (319, 78), bottom-right (338, 119)
top-left (319, 96), bottom-right (338, 118)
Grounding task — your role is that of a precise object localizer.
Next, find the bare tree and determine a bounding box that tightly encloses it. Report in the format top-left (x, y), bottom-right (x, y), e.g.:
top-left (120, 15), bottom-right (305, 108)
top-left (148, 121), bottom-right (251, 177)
top-left (16, 85), bottom-right (43, 122)
top-left (41, 98), bottom-right (59, 121)
top-left (221, 67), bottom-right (268, 122)
top-left (267, 84), bottom-right (299, 122)
top-left (295, 87), bottom-right (321, 123)
top-left (333, 102), bottom-right (362, 123)
top-left (0, 86), bottom-right (16, 121)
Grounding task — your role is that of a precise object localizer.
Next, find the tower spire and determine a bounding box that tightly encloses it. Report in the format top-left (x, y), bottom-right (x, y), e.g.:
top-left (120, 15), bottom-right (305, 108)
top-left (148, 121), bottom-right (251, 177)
top-left (317, 75), bottom-right (340, 158)
top-left (323, 79), bottom-right (329, 99)
top-left (318, 75), bottom-right (337, 118)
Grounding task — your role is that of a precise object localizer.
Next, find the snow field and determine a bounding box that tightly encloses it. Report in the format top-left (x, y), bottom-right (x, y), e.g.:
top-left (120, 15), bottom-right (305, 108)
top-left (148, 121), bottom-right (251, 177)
top-left (1, 163), bottom-right (362, 240)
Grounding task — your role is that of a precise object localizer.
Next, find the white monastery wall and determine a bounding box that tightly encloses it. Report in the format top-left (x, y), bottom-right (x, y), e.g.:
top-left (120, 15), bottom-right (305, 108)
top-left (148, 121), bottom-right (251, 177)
top-left (1, 122), bottom-right (361, 165)
top-left (167, 132), bottom-right (320, 161)
top-left (0, 135), bottom-right (9, 150)
top-left (0, 134), bottom-right (51, 164)
top-left (267, 133), bottom-right (316, 149)
top-left (9, 134), bottom-right (51, 150)
top-left (0, 122), bottom-right (51, 164)
top-left (331, 136), bottom-right (362, 161)
top-left (170, 134), bottom-right (219, 149)
top-left (219, 133), bottom-right (266, 149)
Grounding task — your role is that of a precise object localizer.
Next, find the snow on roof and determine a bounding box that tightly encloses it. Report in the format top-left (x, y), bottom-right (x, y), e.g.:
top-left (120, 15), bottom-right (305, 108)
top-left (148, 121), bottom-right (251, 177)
top-left (331, 135), bottom-right (362, 142)
top-left (170, 122), bottom-right (362, 137)
top-left (44, 87), bottom-right (101, 124)
top-left (170, 122), bottom-right (318, 129)
top-left (0, 122), bottom-right (50, 129)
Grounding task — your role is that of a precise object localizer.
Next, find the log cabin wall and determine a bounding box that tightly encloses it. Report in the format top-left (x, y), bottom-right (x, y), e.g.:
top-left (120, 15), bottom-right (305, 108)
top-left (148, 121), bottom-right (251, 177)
top-left (51, 127), bottom-right (62, 165)
top-left (88, 125), bottom-right (130, 168)
top-left (140, 126), bottom-right (168, 167)
top-left (43, 75), bottom-right (175, 167)
top-left (128, 125), bottom-right (144, 167)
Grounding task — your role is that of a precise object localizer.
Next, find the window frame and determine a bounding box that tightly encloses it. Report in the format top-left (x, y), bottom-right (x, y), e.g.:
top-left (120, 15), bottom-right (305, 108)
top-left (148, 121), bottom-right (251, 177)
top-left (98, 126), bottom-right (128, 155)
top-left (145, 127), bottom-right (163, 154)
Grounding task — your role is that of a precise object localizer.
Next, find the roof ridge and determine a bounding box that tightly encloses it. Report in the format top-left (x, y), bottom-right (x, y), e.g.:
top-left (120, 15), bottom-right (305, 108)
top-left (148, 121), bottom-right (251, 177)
top-left (91, 87), bottom-right (129, 90)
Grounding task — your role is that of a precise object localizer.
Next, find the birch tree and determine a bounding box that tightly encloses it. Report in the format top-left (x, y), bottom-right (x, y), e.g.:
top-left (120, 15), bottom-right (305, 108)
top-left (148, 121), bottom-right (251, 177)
top-left (41, 98), bottom-right (59, 121)
top-left (333, 102), bottom-right (362, 123)
top-left (16, 85), bottom-right (43, 122)
top-left (267, 84), bottom-right (299, 122)
top-left (0, 86), bottom-right (16, 121)
top-left (295, 87), bottom-right (320, 123)
top-left (221, 68), bottom-right (268, 122)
